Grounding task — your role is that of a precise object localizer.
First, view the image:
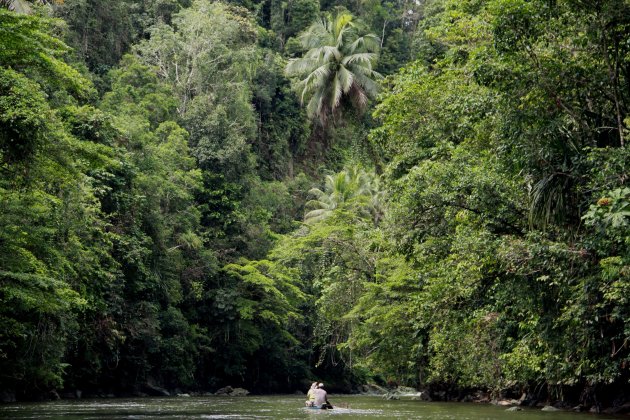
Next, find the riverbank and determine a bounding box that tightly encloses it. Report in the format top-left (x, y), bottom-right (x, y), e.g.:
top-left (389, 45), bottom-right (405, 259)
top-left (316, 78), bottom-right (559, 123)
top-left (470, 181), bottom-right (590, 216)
top-left (3, 380), bottom-right (630, 416)
top-left (360, 384), bottom-right (630, 416)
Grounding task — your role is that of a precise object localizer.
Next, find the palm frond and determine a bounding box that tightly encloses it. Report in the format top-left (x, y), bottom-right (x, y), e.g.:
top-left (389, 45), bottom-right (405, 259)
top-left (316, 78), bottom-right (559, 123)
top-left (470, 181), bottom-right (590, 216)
top-left (350, 72), bottom-right (379, 98)
top-left (337, 65), bottom-right (354, 93)
top-left (324, 174), bottom-right (337, 192)
top-left (300, 18), bottom-right (333, 49)
top-left (305, 198), bottom-right (334, 210)
top-left (296, 63), bottom-right (331, 103)
top-left (306, 63), bottom-right (332, 84)
top-left (333, 12), bottom-right (354, 40)
top-left (349, 83), bottom-right (368, 109)
top-left (2, 0), bottom-right (31, 13)
top-left (306, 89), bottom-right (326, 120)
top-left (528, 173), bottom-right (572, 229)
top-left (347, 34), bottom-right (380, 53)
top-left (307, 187), bottom-right (327, 199)
top-left (330, 74), bottom-right (343, 110)
top-left (1, 0), bottom-right (57, 13)
top-left (285, 57), bottom-right (320, 76)
top-left (320, 45), bottom-right (341, 62)
top-left (347, 63), bottom-right (382, 79)
top-left (304, 208), bottom-right (332, 224)
top-left (336, 24), bottom-right (355, 48)
top-left (342, 52), bottom-right (377, 66)
top-left (304, 46), bottom-right (328, 60)
top-left (361, 33), bottom-right (381, 51)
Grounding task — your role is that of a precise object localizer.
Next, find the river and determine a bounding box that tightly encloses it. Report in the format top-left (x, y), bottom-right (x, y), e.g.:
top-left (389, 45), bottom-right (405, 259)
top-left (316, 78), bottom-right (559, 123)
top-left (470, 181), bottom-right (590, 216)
top-left (0, 395), bottom-right (622, 419)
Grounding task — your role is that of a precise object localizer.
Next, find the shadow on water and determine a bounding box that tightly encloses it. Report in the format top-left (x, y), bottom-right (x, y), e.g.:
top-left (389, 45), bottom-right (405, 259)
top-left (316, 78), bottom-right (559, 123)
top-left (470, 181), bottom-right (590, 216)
top-left (0, 395), bottom-right (624, 419)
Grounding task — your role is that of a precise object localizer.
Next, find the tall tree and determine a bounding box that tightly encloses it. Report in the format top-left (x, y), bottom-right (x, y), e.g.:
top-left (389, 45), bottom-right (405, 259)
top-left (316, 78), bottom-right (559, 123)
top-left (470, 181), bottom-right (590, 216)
top-left (358, 0), bottom-right (630, 399)
top-left (285, 11), bottom-right (382, 126)
top-left (0, 9), bottom-right (116, 398)
top-left (0, 0), bottom-right (60, 14)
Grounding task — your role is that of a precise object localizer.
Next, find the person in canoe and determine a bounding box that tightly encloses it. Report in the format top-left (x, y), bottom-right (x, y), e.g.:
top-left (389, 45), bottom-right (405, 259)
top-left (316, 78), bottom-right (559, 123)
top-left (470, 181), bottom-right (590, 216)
top-left (305, 382), bottom-right (318, 407)
top-left (313, 383), bottom-right (333, 409)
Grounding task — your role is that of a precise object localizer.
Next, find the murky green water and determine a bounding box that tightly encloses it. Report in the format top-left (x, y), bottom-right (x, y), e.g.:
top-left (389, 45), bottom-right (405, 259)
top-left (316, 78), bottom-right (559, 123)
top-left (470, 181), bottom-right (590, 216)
top-left (0, 395), bottom-right (622, 419)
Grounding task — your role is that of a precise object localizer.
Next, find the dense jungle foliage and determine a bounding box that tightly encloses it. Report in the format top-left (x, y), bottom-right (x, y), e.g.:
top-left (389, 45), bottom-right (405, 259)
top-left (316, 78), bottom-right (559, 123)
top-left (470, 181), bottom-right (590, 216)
top-left (0, 0), bottom-right (628, 407)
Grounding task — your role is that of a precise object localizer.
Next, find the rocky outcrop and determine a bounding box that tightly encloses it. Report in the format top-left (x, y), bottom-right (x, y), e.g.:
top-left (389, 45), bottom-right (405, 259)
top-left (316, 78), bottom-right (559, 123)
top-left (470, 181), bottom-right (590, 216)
top-left (230, 388), bottom-right (250, 397)
top-left (214, 386), bottom-right (233, 395)
top-left (603, 402), bottom-right (630, 415)
top-left (411, 392), bottom-right (432, 402)
top-left (358, 383), bottom-right (388, 395)
top-left (354, 382), bottom-right (629, 415)
top-left (381, 386), bottom-right (431, 401)
top-left (491, 399), bottom-right (519, 406)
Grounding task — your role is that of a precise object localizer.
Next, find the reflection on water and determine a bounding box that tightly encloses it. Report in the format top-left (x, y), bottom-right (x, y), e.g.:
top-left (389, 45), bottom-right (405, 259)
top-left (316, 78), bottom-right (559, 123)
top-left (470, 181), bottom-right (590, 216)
top-left (0, 395), bottom-right (623, 419)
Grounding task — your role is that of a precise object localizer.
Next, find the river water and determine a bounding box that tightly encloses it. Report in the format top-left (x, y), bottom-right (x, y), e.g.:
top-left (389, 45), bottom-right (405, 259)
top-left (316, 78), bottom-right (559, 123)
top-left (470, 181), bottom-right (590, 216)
top-left (0, 395), bottom-right (622, 419)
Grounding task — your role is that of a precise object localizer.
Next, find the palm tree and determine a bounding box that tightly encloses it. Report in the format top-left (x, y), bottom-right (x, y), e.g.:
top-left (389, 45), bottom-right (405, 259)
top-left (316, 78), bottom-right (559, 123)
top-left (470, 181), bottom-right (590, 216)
top-left (285, 11), bottom-right (382, 126)
top-left (1, 0), bottom-right (58, 13)
top-left (304, 169), bottom-right (359, 224)
top-left (305, 166), bottom-right (385, 226)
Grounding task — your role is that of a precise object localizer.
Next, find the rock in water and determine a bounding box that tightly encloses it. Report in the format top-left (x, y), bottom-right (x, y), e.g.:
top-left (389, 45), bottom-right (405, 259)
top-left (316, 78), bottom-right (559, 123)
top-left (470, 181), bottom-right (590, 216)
top-left (383, 392), bottom-right (400, 400)
top-left (215, 386), bottom-right (234, 395)
top-left (230, 388), bottom-right (250, 397)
